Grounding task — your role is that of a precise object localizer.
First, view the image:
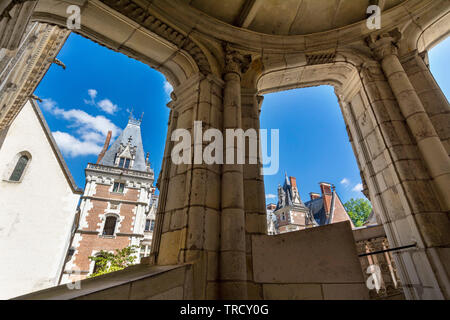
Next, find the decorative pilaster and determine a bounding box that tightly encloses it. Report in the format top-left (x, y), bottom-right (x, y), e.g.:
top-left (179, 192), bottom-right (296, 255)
top-left (367, 30), bottom-right (450, 212)
top-left (400, 50), bottom-right (450, 156)
top-left (241, 88), bottom-right (266, 299)
top-left (220, 45), bottom-right (251, 299)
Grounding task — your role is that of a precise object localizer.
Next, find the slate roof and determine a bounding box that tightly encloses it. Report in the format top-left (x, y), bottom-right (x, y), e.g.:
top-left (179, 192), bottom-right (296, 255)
top-left (276, 173), bottom-right (305, 210)
top-left (99, 117), bottom-right (148, 172)
top-left (304, 197), bottom-right (327, 225)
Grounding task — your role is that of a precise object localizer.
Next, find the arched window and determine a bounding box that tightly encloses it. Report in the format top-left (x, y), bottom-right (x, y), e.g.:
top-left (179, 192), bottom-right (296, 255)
top-left (102, 216), bottom-right (117, 236)
top-left (9, 155), bottom-right (29, 181)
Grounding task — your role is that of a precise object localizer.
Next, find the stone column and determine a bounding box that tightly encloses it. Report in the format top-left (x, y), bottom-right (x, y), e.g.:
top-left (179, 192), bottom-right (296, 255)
top-left (400, 50), bottom-right (450, 156)
top-left (368, 31), bottom-right (450, 212)
top-left (220, 46), bottom-right (251, 299)
top-left (342, 35), bottom-right (450, 298)
top-left (241, 89), bottom-right (266, 299)
top-left (152, 73), bottom-right (224, 299)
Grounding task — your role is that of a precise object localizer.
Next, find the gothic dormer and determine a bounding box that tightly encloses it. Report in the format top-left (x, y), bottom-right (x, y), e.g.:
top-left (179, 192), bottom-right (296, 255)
top-left (98, 114), bottom-right (150, 172)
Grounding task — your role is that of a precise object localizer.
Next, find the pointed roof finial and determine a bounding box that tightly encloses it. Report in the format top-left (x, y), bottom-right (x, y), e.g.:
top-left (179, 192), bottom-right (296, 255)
top-left (128, 107), bottom-right (134, 121)
top-left (127, 107), bottom-right (142, 126)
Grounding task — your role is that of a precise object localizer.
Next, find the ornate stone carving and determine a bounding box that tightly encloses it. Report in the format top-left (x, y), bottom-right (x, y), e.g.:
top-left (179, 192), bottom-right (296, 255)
top-left (356, 235), bottom-right (405, 300)
top-left (306, 52), bottom-right (336, 65)
top-left (100, 0), bottom-right (211, 75)
top-left (0, 0), bottom-right (37, 50)
top-left (0, 23), bottom-right (70, 129)
top-left (366, 28), bottom-right (402, 61)
top-left (224, 44), bottom-right (251, 76)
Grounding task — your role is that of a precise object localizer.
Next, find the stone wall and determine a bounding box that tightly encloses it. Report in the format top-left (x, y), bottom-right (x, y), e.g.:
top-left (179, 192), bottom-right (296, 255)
top-left (15, 264), bottom-right (193, 300)
top-left (252, 221), bottom-right (369, 300)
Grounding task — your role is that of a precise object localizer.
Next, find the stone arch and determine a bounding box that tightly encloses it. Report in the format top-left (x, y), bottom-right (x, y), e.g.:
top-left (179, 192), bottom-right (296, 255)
top-left (400, 3), bottom-right (450, 55)
top-left (249, 46), bottom-right (449, 299)
top-left (30, 0), bottom-right (215, 88)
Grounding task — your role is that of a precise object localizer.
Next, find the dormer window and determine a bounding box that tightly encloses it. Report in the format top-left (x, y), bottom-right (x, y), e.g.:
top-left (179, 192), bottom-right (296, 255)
top-left (118, 157), bottom-right (131, 169)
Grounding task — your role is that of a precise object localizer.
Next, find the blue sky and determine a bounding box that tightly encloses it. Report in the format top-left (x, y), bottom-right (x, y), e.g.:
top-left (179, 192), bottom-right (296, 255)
top-left (34, 33), bottom-right (449, 203)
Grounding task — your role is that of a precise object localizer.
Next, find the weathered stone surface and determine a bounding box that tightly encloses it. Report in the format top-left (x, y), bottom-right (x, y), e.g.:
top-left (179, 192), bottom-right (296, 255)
top-left (263, 284), bottom-right (323, 300)
top-left (252, 222), bottom-right (364, 284)
top-left (322, 283), bottom-right (369, 300)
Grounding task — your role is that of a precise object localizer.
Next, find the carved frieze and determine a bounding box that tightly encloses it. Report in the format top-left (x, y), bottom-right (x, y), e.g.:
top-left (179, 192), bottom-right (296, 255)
top-left (100, 0), bottom-right (211, 74)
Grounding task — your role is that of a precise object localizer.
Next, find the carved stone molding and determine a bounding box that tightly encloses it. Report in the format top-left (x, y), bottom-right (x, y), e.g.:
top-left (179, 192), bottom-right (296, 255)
top-left (99, 0), bottom-right (212, 75)
top-left (0, 23), bottom-right (70, 129)
top-left (366, 29), bottom-right (402, 61)
top-left (306, 52), bottom-right (336, 65)
top-left (0, 0), bottom-right (37, 50)
top-left (224, 44), bottom-right (251, 77)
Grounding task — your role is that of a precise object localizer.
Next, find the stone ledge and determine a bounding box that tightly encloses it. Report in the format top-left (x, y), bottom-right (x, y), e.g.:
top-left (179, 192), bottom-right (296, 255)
top-left (13, 264), bottom-right (189, 300)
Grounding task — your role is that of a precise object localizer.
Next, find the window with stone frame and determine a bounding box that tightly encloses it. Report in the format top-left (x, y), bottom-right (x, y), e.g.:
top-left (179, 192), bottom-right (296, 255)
top-left (102, 216), bottom-right (117, 236)
top-left (145, 219), bottom-right (151, 231)
top-left (9, 154), bottom-right (29, 181)
top-left (118, 157), bottom-right (131, 169)
top-left (150, 220), bottom-right (155, 231)
top-left (112, 182), bottom-right (125, 193)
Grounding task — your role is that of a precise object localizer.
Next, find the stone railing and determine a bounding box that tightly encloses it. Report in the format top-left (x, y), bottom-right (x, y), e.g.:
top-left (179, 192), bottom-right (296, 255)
top-left (353, 225), bottom-right (405, 300)
top-left (86, 163), bottom-right (154, 180)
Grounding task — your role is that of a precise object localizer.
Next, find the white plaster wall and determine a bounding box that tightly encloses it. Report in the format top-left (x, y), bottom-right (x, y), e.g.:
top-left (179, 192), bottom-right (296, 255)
top-left (0, 101), bottom-right (80, 299)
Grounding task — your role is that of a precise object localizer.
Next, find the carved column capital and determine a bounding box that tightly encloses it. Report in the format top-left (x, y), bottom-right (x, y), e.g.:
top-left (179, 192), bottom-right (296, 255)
top-left (224, 44), bottom-right (252, 77)
top-left (366, 29), bottom-right (402, 61)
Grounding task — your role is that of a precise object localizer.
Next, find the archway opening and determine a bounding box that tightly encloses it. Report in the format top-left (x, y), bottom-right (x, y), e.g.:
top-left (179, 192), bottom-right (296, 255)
top-left (34, 30), bottom-right (170, 283)
top-left (0, 20), bottom-right (172, 295)
top-left (259, 85), bottom-right (404, 300)
top-left (261, 85), bottom-right (370, 231)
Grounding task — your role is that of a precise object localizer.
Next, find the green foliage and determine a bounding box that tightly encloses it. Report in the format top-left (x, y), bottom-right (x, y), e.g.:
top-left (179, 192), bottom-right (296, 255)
top-left (88, 245), bottom-right (138, 278)
top-left (344, 198), bottom-right (372, 227)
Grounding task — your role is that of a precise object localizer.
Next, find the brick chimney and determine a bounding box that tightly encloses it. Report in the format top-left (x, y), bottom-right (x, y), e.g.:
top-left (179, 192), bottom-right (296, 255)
top-left (319, 182), bottom-right (332, 195)
top-left (320, 182), bottom-right (332, 214)
top-left (289, 176), bottom-right (298, 194)
top-left (309, 192), bottom-right (321, 200)
top-left (96, 130), bottom-right (112, 163)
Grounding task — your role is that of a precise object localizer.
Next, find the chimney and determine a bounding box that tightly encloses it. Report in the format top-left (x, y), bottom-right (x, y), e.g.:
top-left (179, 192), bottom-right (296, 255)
top-left (309, 192), bottom-right (321, 200)
top-left (289, 176), bottom-right (298, 194)
top-left (96, 131), bottom-right (112, 163)
top-left (319, 182), bottom-right (332, 196)
top-left (320, 182), bottom-right (332, 214)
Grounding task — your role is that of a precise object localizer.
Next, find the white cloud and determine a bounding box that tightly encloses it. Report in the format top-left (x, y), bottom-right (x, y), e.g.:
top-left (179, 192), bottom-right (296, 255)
top-left (83, 89), bottom-right (118, 114)
top-left (53, 108), bottom-right (121, 137)
top-left (39, 98), bottom-right (121, 158)
top-left (97, 99), bottom-right (118, 114)
top-left (41, 98), bottom-right (57, 111)
top-left (164, 81), bottom-right (173, 96)
top-left (352, 183), bottom-right (363, 192)
top-left (265, 194), bottom-right (277, 199)
top-left (84, 89), bottom-right (96, 106)
top-left (88, 89), bottom-right (97, 99)
top-left (340, 178), bottom-right (350, 186)
top-left (53, 131), bottom-right (102, 157)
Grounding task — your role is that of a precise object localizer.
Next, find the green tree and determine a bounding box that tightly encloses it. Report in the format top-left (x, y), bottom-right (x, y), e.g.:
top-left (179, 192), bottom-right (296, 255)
top-left (88, 245), bottom-right (138, 278)
top-left (344, 198), bottom-right (372, 227)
